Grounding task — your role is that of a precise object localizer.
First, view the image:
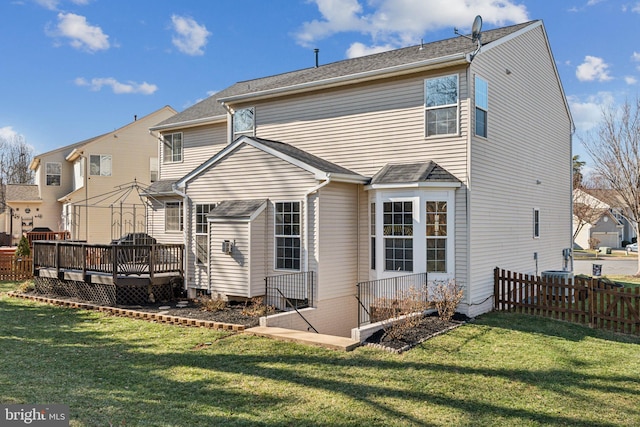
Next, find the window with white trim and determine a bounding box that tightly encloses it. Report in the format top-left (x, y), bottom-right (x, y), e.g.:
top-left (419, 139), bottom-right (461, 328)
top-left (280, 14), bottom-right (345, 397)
top-left (233, 107), bottom-right (254, 139)
top-left (475, 76), bottom-right (488, 138)
top-left (195, 204), bottom-right (215, 264)
top-left (383, 201), bottom-right (413, 271)
top-left (165, 201), bottom-right (183, 232)
top-left (425, 74), bottom-right (459, 137)
top-left (150, 157), bottom-right (158, 182)
top-left (89, 154), bottom-right (112, 176)
top-left (46, 162), bottom-right (61, 186)
top-left (275, 201), bottom-right (300, 270)
top-left (162, 133), bottom-right (183, 163)
top-left (426, 201), bottom-right (447, 273)
top-left (533, 208), bottom-right (540, 238)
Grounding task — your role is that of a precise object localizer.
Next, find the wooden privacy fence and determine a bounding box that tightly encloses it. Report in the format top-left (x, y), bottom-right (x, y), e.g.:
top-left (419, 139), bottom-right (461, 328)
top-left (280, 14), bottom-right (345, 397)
top-left (494, 267), bottom-right (640, 335)
top-left (0, 253), bottom-right (33, 281)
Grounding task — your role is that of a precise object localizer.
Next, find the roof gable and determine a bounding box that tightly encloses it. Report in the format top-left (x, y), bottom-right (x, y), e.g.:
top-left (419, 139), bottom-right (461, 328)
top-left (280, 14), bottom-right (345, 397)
top-left (176, 136), bottom-right (368, 188)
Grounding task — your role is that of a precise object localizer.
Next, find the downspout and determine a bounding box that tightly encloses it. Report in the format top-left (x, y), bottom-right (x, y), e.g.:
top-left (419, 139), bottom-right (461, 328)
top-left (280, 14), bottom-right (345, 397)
top-left (303, 175), bottom-right (332, 274)
top-left (172, 184), bottom-right (191, 293)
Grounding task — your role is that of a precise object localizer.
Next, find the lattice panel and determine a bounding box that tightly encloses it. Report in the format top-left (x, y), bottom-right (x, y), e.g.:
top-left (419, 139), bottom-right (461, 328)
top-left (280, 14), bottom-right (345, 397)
top-left (34, 277), bottom-right (117, 306)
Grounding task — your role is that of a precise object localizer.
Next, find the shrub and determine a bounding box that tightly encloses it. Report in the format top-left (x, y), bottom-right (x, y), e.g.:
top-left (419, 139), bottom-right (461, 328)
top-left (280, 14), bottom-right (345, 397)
top-left (376, 286), bottom-right (430, 341)
top-left (17, 280), bottom-right (34, 293)
top-left (15, 236), bottom-right (31, 257)
top-left (242, 297), bottom-right (276, 317)
top-left (432, 280), bottom-right (464, 322)
top-left (197, 294), bottom-right (227, 312)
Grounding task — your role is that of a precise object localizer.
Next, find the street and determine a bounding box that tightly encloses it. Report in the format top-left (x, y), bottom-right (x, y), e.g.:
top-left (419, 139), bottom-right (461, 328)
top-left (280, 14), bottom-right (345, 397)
top-left (573, 258), bottom-right (638, 276)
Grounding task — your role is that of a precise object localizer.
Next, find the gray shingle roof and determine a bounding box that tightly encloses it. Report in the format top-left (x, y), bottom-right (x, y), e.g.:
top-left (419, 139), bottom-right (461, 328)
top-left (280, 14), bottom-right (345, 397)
top-left (370, 161), bottom-right (460, 185)
top-left (250, 137), bottom-right (365, 178)
top-left (155, 21), bottom-right (536, 128)
top-left (6, 184), bottom-right (40, 202)
top-left (208, 199), bottom-right (267, 220)
top-left (141, 179), bottom-right (177, 196)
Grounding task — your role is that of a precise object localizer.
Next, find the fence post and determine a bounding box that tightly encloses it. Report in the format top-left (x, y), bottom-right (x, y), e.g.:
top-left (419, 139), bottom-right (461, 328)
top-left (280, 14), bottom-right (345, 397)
top-left (588, 278), bottom-right (595, 328)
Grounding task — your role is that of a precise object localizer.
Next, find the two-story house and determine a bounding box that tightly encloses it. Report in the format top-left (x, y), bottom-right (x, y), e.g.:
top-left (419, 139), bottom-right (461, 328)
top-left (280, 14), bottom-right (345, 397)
top-left (6, 106), bottom-right (176, 244)
top-left (147, 20), bottom-right (573, 337)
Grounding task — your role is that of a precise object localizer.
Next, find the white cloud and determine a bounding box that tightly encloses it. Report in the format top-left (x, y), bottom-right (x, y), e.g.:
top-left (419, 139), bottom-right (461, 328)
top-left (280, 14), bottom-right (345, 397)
top-left (170, 15), bottom-right (210, 56)
top-left (625, 76), bottom-right (638, 85)
top-left (75, 77), bottom-right (157, 95)
top-left (0, 126), bottom-right (19, 141)
top-left (576, 56), bottom-right (612, 82)
top-left (35, 0), bottom-right (90, 10)
top-left (633, 3), bottom-right (640, 13)
top-left (295, 0), bottom-right (529, 55)
top-left (346, 42), bottom-right (395, 58)
top-left (568, 92), bottom-right (614, 132)
top-left (48, 12), bottom-right (109, 52)
top-left (633, 51), bottom-right (640, 61)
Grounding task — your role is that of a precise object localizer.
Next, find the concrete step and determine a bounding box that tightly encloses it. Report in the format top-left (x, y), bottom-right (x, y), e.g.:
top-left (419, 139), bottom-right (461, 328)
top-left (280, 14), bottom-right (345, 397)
top-left (245, 326), bottom-right (360, 352)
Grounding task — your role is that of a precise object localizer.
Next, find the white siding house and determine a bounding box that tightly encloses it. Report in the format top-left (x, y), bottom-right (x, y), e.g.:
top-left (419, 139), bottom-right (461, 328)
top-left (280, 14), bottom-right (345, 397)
top-left (147, 20), bottom-right (573, 336)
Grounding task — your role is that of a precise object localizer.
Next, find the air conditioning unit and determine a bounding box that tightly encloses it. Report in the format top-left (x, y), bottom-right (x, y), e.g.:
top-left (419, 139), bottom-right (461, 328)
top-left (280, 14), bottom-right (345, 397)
top-left (222, 240), bottom-right (233, 255)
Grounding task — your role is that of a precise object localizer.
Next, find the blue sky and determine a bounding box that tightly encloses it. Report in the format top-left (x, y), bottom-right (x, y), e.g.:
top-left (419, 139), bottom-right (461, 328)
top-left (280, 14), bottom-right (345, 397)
top-left (1, 0), bottom-right (639, 167)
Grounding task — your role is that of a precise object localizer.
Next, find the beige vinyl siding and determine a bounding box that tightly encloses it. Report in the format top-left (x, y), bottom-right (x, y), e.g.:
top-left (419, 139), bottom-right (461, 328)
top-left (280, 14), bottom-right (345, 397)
top-left (317, 182), bottom-right (360, 300)
top-left (184, 143), bottom-right (319, 290)
top-left (210, 221), bottom-right (248, 297)
top-left (249, 208), bottom-right (269, 297)
top-left (145, 197), bottom-right (185, 244)
top-left (160, 123), bottom-right (227, 180)
top-left (185, 144), bottom-right (318, 200)
top-left (253, 69), bottom-right (469, 181)
top-left (467, 25), bottom-right (572, 314)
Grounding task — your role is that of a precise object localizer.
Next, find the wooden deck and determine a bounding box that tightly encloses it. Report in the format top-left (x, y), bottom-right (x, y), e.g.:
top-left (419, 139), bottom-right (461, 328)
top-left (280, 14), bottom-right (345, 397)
top-left (32, 241), bottom-right (184, 306)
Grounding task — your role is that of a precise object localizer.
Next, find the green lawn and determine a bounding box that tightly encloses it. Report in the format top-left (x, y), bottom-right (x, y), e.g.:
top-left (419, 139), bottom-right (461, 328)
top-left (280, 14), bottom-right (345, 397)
top-left (2, 282), bottom-right (640, 426)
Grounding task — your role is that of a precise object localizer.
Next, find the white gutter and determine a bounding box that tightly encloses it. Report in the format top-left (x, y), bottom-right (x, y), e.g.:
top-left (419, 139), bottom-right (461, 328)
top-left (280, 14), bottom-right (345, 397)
top-left (219, 53), bottom-right (470, 104)
top-left (149, 115), bottom-right (226, 132)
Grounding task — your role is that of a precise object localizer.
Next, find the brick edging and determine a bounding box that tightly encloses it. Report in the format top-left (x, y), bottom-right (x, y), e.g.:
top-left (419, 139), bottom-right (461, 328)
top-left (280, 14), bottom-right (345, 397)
top-left (7, 292), bottom-right (245, 332)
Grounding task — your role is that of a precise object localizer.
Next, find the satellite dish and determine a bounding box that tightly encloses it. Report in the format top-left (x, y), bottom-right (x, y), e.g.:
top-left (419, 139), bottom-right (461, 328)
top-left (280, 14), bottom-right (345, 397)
top-left (471, 15), bottom-right (483, 42)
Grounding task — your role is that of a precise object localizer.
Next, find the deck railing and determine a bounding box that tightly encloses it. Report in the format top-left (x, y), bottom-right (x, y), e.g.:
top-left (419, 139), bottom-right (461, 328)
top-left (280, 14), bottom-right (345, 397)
top-left (356, 272), bottom-right (428, 327)
top-left (26, 231), bottom-right (70, 246)
top-left (32, 240), bottom-right (183, 281)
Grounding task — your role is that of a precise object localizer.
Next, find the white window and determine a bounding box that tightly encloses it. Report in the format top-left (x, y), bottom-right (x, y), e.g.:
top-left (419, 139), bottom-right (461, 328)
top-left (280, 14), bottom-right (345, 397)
top-left (165, 201), bottom-right (183, 232)
top-left (195, 204), bottom-right (215, 264)
top-left (383, 201), bottom-right (413, 272)
top-left (233, 107), bottom-right (254, 139)
top-left (426, 201), bottom-right (447, 273)
top-left (425, 74), bottom-right (459, 137)
top-left (150, 157), bottom-right (158, 183)
top-left (275, 201), bottom-right (300, 270)
top-left (89, 154), bottom-right (112, 176)
top-left (162, 133), bottom-right (183, 163)
top-left (475, 76), bottom-right (488, 138)
top-left (533, 208), bottom-right (540, 238)
top-left (46, 162), bottom-right (61, 186)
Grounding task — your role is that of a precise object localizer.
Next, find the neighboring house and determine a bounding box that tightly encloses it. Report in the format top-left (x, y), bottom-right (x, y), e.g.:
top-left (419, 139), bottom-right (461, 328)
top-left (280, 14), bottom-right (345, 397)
top-left (5, 106), bottom-right (176, 244)
top-left (147, 20), bottom-right (573, 337)
top-left (573, 188), bottom-right (635, 249)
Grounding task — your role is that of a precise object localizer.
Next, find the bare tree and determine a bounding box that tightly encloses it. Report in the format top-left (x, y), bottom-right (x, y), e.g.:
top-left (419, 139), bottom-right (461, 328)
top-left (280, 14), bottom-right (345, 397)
top-left (579, 97), bottom-right (640, 275)
top-left (572, 188), bottom-right (607, 243)
top-left (0, 131), bottom-right (35, 211)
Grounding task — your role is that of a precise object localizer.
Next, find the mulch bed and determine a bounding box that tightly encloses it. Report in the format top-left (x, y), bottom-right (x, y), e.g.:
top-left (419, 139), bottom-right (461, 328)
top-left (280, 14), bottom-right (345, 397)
top-left (364, 312), bottom-right (470, 353)
top-left (13, 291), bottom-right (264, 328)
